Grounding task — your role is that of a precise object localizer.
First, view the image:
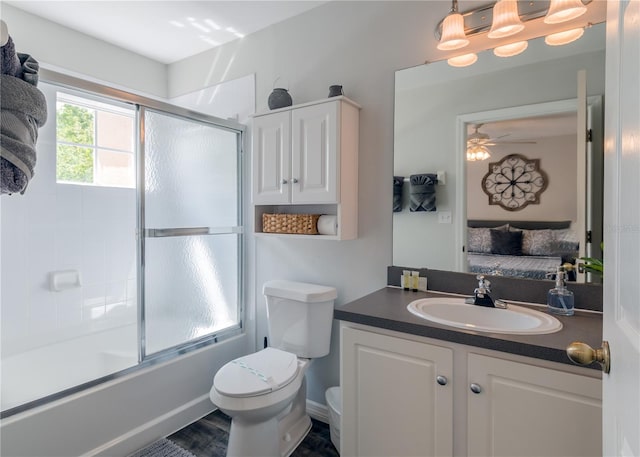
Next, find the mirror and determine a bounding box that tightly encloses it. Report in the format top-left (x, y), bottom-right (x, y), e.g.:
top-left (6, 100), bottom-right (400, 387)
top-left (393, 23), bottom-right (605, 282)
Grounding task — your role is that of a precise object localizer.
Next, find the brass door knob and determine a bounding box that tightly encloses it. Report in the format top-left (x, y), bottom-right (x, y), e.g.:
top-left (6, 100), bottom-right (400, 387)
top-left (566, 341), bottom-right (610, 374)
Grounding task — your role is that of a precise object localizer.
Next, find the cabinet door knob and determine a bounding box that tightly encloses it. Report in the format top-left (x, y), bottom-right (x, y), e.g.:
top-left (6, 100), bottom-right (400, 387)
top-left (566, 340), bottom-right (610, 374)
top-left (292, 178), bottom-right (299, 183)
top-left (281, 179), bottom-right (288, 185)
top-left (470, 383), bottom-right (482, 394)
top-left (436, 375), bottom-right (448, 386)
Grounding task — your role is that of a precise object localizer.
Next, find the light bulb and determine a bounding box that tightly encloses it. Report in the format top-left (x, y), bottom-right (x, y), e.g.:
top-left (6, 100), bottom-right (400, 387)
top-left (438, 11), bottom-right (469, 50)
top-left (494, 40), bottom-right (528, 57)
top-left (545, 28), bottom-right (584, 46)
top-left (488, 0), bottom-right (525, 39)
top-left (448, 53), bottom-right (478, 67)
top-left (545, 0), bottom-right (587, 25)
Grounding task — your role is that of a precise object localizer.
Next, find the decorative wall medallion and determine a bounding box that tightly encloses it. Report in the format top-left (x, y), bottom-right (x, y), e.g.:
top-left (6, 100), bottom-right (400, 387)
top-left (481, 154), bottom-right (548, 211)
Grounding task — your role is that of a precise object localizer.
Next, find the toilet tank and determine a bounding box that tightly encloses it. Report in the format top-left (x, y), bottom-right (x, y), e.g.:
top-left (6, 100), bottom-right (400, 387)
top-left (263, 280), bottom-right (337, 358)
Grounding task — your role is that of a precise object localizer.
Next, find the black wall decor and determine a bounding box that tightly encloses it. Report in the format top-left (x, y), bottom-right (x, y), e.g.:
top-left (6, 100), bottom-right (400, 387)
top-left (481, 154), bottom-right (548, 211)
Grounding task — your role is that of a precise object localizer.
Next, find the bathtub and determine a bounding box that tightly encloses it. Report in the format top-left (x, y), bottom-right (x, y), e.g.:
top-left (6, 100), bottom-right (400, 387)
top-left (1, 323), bottom-right (138, 412)
top-left (0, 325), bottom-right (250, 457)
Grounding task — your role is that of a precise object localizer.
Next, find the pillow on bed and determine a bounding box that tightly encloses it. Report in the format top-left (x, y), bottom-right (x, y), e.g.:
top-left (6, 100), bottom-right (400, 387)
top-left (468, 225), bottom-right (508, 253)
top-left (550, 228), bottom-right (580, 260)
top-left (490, 229), bottom-right (523, 255)
top-left (518, 229), bottom-right (556, 256)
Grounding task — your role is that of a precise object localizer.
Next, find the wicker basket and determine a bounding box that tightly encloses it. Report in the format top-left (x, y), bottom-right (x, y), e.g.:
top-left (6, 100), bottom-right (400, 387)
top-left (262, 213), bottom-right (320, 235)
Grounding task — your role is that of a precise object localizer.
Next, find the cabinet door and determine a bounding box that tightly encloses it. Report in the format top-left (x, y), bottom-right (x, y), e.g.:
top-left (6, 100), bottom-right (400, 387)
top-left (291, 101), bottom-right (338, 203)
top-left (341, 327), bottom-right (453, 457)
top-left (467, 353), bottom-right (602, 457)
top-left (252, 111), bottom-right (290, 204)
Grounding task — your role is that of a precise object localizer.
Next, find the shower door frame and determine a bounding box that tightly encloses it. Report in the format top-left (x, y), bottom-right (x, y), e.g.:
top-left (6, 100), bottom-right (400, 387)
top-left (1, 69), bottom-right (246, 418)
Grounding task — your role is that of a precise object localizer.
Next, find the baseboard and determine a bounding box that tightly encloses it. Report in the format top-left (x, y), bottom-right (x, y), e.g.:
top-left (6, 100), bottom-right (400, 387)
top-left (86, 394), bottom-right (214, 457)
top-left (306, 399), bottom-right (329, 424)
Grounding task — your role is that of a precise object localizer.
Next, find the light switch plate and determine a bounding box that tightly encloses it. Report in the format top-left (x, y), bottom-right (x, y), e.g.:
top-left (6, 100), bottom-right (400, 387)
top-left (438, 211), bottom-right (452, 224)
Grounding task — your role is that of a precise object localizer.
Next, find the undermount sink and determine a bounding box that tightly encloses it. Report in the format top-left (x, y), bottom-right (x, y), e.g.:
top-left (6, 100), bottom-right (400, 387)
top-left (407, 297), bottom-right (562, 335)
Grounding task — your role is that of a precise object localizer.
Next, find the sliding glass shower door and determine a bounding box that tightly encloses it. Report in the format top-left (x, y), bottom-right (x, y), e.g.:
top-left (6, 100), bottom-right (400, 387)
top-left (141, 108), bottom-right (243, 356)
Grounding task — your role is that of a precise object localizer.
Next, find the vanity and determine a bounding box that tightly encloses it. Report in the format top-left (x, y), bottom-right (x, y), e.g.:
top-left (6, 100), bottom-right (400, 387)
top-left (335, 272), bottom-right (602, 457)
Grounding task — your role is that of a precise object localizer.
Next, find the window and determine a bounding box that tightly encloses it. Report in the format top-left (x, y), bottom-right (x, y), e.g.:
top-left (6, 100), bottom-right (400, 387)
top-left (56, 92), bottom-right (136, 188)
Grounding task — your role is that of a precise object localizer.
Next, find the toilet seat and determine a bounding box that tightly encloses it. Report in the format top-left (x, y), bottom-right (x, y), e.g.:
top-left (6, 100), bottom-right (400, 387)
top-left (214, 348), bottom-right (299, 398)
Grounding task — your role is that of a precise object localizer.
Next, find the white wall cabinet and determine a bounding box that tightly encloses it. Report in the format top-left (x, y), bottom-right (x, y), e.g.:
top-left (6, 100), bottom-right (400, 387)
top-left (252, 97), bottom-right (360, 239)
top-left (340, 324), bottom-right (602, 457)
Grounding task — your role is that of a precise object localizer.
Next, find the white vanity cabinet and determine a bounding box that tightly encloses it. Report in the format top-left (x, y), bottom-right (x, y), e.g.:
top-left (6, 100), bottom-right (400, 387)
top-left (251, 97), bottom-right (360, 239)
top-left (467, 353), bottom-right (602, 457)
top-left (341, 326), bottom-right (454, 457)
top-left (340, 323), bottom-right (602, 457)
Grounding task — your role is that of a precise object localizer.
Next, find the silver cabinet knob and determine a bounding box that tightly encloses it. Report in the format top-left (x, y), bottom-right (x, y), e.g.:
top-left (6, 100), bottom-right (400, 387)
top-left (292, 178), bottom-right (299, 183)
top-left (281, 179), bottom-right (288, 184)
top-left (436, 375), bottom-right (448, 386)
top-left (470, 383), bottom-right (482, 394)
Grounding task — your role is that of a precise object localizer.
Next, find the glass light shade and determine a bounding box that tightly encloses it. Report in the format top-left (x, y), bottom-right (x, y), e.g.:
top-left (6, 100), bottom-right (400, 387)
top-left (544, 0), bottom-right (587, 24)
top-left (545, 27), bottom-right (584, 46)
top-left (448, 53), bottom-right (478, 67)
top-left (467, 144), bottom-right (491, 161)
top-left (493, 40), bottom-right (528, 57)
top-left (488, 0), bottom-right (525, 39)
top-left (437, 12), bottom-right (469, 50)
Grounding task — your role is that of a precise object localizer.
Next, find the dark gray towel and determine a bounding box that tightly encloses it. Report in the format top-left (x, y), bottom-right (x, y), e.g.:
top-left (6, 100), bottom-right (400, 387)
top-left (1, 67), bottom-right (47, 195)
top-left (409, 173), bottom-right (437, 212)
top-left (1, 36), bottom-right (22, 78)
top-left (393, 176), bottom-right (404, 212)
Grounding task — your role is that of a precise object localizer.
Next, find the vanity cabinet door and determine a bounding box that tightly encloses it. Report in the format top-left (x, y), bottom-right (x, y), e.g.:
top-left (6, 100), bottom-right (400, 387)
top-left (467, 353), bottom-right (602, 457)
top-left (341, 326), bottom-right (453, 457)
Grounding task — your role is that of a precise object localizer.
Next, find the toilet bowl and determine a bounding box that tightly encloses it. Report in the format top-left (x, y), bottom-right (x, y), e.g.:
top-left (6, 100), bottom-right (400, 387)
top-left (210, 280), bottom-right (337, 457)
top-left (210, 348), bottom-right (312, 457)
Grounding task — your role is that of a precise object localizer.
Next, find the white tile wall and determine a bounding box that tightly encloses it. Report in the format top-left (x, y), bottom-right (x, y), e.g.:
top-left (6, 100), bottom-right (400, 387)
top-left (0, 81), bottom-right (137, 356)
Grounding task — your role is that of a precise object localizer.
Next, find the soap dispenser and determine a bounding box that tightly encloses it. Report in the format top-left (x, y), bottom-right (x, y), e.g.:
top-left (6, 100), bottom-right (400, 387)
top-left (547, 266), bottom-right (574, 316)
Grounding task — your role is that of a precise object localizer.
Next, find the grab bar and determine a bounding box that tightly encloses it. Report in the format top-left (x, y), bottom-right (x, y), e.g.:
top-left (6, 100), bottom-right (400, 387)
top-left (145, 227), bottom-right (243, 238)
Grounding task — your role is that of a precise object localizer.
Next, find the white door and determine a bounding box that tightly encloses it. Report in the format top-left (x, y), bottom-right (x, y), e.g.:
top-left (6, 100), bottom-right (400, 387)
top-left (252, 111), bottom-right (290, 204)
top-left (603, 1), bottom-right (640, 455)
top-left (291, 101), bottom-right (338, 203)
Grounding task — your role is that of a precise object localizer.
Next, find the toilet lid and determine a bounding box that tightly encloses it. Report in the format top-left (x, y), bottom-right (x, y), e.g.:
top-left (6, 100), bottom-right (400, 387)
top-left (214, 348), bottom-right (299, 398)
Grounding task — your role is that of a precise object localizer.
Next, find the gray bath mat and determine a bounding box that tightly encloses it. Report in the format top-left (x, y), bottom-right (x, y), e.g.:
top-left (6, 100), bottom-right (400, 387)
top-left (129, 438), bottom-right (197, 457)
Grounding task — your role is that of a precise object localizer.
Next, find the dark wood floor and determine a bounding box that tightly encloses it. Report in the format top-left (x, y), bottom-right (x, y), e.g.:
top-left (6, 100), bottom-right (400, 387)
top-left (168, 409), bottom-right (339, 457)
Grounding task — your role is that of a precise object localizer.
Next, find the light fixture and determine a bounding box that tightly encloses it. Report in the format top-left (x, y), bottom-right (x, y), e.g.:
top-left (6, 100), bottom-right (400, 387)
top-left (545, 27), bottom-right (585, 46)
top-left (436, 0), bottom-right (595, 68)
top-left (467, 144), bottom-right (491, 161)
top-left (488, 0), bottom-right (525, 39)
top-left (494, 40), bottom-right (528, 57)
top-left (437, 0), bottom-right (469, 51)
top-left (448, 53), bottom-right (478, 67)
top-left (544, 0), bottom-right (588, 25)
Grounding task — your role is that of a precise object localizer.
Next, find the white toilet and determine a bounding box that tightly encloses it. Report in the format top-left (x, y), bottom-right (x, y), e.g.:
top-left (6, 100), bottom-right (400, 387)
top-left (210, 280), bottom-right (337, 457)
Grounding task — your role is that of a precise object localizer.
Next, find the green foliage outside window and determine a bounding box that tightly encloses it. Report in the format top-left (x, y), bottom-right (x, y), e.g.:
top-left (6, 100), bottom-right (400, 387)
top-left (56, 103), bottom-right (95, 183)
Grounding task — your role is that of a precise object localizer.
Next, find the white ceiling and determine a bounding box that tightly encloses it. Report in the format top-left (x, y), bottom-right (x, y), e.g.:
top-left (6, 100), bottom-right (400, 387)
top-left (6, 1), bottom-right (327, 64)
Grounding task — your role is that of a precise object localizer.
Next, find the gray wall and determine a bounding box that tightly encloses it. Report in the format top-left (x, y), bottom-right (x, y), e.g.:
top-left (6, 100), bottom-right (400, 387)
top-left (167, 1), bottom-right (460, 403)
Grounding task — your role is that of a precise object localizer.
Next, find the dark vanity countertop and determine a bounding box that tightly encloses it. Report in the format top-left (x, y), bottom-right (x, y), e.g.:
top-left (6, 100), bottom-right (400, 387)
top-left (334, 287), bottom-right (603, 370)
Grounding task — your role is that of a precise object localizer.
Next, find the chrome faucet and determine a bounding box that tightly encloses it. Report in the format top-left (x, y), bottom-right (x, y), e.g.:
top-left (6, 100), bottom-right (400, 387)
top-left (465, 275), bottom-right (507, 308)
